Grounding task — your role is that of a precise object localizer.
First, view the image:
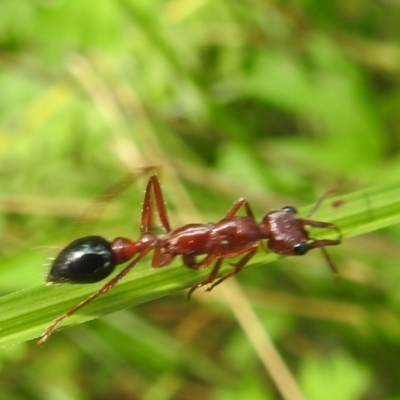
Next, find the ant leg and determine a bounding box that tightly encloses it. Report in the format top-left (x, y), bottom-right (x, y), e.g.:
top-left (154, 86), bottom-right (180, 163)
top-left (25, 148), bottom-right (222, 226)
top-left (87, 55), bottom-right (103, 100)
top-left (38, 244), bottom-right (153, 345)
top-left (302, 219), bottom-right (342, 242)
top-left (186, 258), bottom-right (224, 300)
top-left (183, 250), bottom-right (222, 300)
top-left (183, 247), bottom-right (222, 271)
top-left (225, 198), bottom-right (256, 219)
top-left (207, 247), bottom-right (257, 292)
top-left (151, 245), bottom-right (175, 268)
top-left (186, 243), bottom-right (259, 299)
top-left (141, 175), bottom-right (171, 233)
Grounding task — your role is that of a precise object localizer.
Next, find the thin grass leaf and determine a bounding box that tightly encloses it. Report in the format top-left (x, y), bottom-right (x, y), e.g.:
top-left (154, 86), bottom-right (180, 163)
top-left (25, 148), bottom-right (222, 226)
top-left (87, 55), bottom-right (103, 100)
top-left (0, 181), bottom-right (399, 348)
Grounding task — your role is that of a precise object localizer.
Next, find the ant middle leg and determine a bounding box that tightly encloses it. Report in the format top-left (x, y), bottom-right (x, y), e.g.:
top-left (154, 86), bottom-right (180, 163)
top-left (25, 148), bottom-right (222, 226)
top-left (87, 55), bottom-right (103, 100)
top-left (225, 197), bottom-right (256, 219)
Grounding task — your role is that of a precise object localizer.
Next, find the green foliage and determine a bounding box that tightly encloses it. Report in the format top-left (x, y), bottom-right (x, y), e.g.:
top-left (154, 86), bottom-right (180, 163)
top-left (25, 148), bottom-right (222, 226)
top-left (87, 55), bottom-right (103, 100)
top-left (1, 0), bottom-right (400, 399)
top-left (300, 351), bottom-right (369, 400)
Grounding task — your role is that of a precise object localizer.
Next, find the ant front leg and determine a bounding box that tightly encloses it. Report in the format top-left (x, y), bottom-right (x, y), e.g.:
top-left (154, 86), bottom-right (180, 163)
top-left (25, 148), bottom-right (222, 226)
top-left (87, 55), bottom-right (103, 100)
top-left (141, 175), bottom-right (172, 233)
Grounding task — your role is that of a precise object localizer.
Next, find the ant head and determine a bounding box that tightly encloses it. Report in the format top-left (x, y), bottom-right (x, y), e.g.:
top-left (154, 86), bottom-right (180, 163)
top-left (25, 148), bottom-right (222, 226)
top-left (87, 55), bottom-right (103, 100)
top-left (262, 206), bottom-right (310, 256)
top-left (47, 236), bottom-right (117, 284)
top-left (263, 204), bottom-right (341, 274)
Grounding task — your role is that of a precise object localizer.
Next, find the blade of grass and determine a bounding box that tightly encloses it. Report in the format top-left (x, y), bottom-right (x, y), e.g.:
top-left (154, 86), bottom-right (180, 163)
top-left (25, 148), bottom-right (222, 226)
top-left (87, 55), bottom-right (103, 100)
top-left (0, 181), bottom-right (400, 347)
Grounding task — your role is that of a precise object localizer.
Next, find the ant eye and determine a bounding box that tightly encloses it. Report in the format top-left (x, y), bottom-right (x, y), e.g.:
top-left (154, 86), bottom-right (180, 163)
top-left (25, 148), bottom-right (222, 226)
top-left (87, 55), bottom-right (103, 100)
top-left (293, 242), bottom-right (308, 255)
top-left (47, 236), bottom-right (116, 284)
top-left (282, 206), bottom-right (297, 214)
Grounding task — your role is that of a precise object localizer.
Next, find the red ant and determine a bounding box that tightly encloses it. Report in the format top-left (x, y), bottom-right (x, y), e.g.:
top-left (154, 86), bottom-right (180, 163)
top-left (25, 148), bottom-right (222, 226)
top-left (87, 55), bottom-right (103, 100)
top-left (38, 175), bottom-right (341, 344)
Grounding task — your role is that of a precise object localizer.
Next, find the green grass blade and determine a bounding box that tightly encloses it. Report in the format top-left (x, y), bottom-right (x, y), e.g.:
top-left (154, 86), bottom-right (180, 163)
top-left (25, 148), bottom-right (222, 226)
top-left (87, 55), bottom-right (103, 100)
top-left (0, 181), bottom-right (399, 347)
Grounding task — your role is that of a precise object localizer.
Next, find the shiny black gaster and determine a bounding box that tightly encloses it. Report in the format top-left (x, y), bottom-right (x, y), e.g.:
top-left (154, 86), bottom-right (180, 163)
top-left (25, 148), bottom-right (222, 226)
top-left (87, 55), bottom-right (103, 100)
top-left (47, 236), bottom-right (116, 284)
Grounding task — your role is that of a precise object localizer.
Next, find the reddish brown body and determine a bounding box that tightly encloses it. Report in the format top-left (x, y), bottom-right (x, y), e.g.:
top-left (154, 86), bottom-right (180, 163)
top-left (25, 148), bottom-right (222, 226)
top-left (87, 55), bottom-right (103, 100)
top-left (154, 217), bottom-right (265, 265)
top-left (39, 175), bottom-right (341, 344)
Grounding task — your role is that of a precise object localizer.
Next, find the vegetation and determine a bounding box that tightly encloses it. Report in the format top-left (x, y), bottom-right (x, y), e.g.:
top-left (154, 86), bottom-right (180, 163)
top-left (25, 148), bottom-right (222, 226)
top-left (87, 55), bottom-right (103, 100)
top-left (1, 1), bottom-right (400, 399)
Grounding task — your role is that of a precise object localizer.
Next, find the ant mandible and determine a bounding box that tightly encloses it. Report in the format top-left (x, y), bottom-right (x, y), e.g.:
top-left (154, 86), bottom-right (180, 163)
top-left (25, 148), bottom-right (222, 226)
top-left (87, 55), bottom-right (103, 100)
top-left (38, 174), bottom-right (341, 344)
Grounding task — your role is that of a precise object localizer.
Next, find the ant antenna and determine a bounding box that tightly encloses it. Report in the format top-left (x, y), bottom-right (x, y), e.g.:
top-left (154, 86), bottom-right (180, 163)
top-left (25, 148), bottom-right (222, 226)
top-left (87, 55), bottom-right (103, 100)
top-left (305, 189), bottom-right (337, 218)
top-left (320, 246), bottom-right (339, 274)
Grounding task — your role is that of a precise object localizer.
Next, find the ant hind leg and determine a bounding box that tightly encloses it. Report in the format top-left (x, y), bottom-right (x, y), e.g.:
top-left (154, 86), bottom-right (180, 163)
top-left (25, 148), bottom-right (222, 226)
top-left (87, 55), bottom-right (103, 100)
top-left (141, 175), bottom-right (172, 233)
top-left (186, 258), bottom-right (224, 300)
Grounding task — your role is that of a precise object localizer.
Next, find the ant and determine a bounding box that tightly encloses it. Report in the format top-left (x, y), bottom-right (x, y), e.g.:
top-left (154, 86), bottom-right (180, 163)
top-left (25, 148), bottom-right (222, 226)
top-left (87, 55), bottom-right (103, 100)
top-left (38, 175), bottom-right (341, 344)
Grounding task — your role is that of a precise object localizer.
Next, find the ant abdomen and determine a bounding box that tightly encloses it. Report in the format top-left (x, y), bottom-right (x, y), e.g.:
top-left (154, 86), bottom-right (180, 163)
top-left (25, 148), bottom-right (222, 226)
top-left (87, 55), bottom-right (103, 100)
top-left (47, 236), bottom-right (116, 284)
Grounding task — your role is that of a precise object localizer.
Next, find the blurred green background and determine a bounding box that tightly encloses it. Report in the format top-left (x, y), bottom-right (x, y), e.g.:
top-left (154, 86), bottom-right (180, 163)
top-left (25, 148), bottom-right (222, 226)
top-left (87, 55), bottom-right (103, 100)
top-left (1, 0), bottom-right (400, 399)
